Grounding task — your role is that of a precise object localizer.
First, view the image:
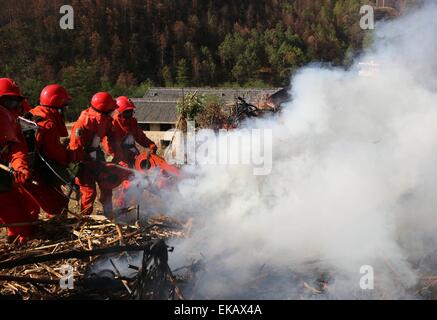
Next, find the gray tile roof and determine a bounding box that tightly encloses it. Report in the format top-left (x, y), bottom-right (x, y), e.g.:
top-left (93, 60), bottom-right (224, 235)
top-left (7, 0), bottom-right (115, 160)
top-left (133, 101), bottom-right (178, 124)
top-left (142, 87), bottom-right (281, 102)
top-left (132, 87), bottom-right (285, 124)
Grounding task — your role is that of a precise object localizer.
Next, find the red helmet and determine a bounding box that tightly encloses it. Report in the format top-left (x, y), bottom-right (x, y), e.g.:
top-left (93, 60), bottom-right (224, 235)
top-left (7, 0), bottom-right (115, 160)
top-left (116, 96), bottom-right (136, 113)
top-left (91, 92), bottom-right (116, 113)
top-left (40, 84), bottom-right (72, 108)
top-left (0, 106), bottom-right (19, 145)
top-left (0, 78), bottom-right (23, 98)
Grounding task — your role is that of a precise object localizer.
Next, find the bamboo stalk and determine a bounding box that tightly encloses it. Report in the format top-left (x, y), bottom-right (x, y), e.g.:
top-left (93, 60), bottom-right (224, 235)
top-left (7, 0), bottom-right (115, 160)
top-left (0, 221), bottom-right (42, 229)
top-left (0, 275), bottom-right (59, 285)
top-left (0, 244), bottom-right (152, 270)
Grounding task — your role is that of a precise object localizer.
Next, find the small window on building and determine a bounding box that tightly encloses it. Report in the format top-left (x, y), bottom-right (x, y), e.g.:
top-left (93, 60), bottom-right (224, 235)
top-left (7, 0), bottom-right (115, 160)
top-left (160, 124), bottom-right (174, 132)
top-left (139, 123), bottom-right (150, 131)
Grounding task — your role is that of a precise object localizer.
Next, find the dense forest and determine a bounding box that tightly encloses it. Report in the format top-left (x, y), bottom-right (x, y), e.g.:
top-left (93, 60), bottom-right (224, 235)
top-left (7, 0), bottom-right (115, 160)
top-left (0, 0), bottom-right (419, 119)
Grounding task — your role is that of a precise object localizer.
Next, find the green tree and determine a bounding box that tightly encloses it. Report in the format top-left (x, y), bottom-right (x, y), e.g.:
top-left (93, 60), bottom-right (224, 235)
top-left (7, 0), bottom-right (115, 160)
top-left (176, 59), bottom-right (190, 87)
top-left (199, 46), bottom-right (217, 85)
top-left (161, 66), bottom-right (174, 87)
top-left (61, 60), bottom-right (100, 121)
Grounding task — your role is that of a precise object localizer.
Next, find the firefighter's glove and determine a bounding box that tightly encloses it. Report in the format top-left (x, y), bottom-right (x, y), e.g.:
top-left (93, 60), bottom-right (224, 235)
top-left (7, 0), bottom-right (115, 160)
top-left (13, 168), bottom-right (30, 184)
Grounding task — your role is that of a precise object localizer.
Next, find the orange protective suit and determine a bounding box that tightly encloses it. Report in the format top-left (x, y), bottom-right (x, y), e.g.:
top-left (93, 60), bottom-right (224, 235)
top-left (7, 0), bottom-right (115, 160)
top-left (0, 106), bottom-right (39, 241)
top-left (23, 106), bottom-right (71, 216)
top-left (109, 111), bottom-right (156, 208)
top-left (69, 107), bottom-right (126, 216)
top-left (111, 112), bottom-right (156, 166)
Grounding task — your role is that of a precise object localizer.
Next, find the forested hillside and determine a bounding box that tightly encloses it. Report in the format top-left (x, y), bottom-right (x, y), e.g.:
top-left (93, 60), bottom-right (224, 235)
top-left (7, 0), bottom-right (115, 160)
top-left (0, 0), bottom-right (418, 118)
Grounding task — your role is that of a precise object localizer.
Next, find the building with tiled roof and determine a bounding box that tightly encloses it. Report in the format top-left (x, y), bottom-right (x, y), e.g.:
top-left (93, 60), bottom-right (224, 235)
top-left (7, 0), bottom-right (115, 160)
top-left (132, 87), bottom-right (285, 131)
top-left (131, 87), bottom-right (288, 149)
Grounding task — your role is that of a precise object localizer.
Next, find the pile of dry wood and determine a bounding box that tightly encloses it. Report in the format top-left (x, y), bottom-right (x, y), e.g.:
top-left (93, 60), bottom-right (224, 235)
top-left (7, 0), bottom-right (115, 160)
top-left (174, 92), bottom-right (280, 133)
top-left (0, 212), bottom-right (188, 300)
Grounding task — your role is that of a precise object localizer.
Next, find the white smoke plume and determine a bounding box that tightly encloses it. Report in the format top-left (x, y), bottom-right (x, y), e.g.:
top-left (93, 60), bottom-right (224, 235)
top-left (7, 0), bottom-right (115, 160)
top-left (160, 3), bottom-right (437, 299)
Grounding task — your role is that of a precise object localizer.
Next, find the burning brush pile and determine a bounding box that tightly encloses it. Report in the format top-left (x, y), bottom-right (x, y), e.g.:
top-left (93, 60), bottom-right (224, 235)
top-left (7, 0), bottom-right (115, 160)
top-left (0, 212), bottom-right (188, 300)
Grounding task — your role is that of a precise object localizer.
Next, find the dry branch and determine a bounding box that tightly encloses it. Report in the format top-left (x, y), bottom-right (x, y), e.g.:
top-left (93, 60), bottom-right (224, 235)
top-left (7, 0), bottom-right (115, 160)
top-left (0, 213), bottom-right (188, 300)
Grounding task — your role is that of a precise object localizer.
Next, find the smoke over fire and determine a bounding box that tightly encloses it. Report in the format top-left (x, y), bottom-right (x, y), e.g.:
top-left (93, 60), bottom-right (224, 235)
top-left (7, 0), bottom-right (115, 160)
top-left (156, 3), bottom-right (437, 299)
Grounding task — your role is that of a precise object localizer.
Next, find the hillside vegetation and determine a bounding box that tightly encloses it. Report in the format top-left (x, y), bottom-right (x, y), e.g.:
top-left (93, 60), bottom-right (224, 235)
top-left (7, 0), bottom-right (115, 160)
top-left (0, 0), bottom-right (420, 119)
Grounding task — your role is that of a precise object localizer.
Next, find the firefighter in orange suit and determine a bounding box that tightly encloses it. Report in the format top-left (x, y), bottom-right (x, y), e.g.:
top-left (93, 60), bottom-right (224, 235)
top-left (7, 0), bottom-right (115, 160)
top-left (69, 92), bottom-right (127, 216)
top-left (109, 96), bottom-right (157, 208)
top-left (0, 78), bottom-right (39, 243)
top-left (24, 84), bottom-right (75, 217)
